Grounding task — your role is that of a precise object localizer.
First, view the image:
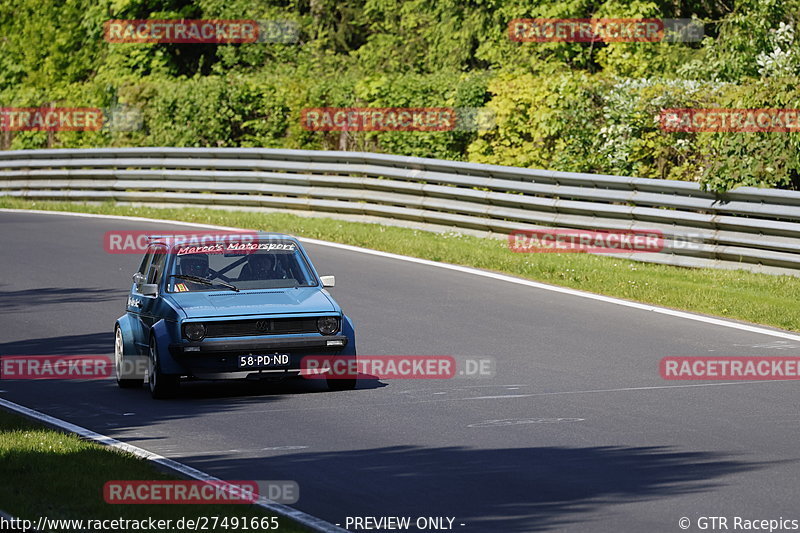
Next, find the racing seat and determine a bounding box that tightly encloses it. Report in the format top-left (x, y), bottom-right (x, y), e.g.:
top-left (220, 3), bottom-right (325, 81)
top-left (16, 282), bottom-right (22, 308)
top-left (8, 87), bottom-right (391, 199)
top-left (238, 254), bottom-right (287, 281)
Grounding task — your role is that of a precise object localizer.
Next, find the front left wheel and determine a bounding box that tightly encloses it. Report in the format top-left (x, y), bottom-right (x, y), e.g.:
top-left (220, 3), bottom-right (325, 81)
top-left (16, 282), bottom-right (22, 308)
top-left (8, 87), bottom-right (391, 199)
top-left (327, 354), bottom-right (358, 391)
top-left (148, 337), bottom-right (180, 399)
top-left (115, 326), bottom-right (141, 389)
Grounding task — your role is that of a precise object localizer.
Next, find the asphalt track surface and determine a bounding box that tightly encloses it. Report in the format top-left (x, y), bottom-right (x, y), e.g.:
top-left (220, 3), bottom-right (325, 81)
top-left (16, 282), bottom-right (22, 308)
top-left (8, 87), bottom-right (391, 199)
top-left (1, 210), bottom-right (799, 533)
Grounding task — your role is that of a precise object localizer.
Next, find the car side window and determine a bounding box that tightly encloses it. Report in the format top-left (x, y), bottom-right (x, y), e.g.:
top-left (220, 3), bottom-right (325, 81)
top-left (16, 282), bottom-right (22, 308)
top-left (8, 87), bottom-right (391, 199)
top-left (147, 246), bottom-right (168, 285)
top-left (133, 247), bottom-right (155, 296)
top-left (137, 249), bottom-right (154, 276)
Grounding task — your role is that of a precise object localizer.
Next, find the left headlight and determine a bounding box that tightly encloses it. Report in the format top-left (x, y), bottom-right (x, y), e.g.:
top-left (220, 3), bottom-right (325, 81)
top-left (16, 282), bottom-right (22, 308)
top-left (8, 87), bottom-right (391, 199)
top-left (317, 317), bottom-right (339, 335)
top-left (184, 323), bottom-right (206, 341)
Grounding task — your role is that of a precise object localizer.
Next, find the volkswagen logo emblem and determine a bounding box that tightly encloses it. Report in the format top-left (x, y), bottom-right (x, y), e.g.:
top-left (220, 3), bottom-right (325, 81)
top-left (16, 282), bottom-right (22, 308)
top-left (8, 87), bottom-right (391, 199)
top-left (255, 320), bottom-right (271, 332)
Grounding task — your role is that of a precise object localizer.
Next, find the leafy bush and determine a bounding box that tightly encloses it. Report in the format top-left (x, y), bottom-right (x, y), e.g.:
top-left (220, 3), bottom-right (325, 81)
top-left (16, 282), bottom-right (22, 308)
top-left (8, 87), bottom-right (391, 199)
top-left (2, 0), bottom-right (800, 191)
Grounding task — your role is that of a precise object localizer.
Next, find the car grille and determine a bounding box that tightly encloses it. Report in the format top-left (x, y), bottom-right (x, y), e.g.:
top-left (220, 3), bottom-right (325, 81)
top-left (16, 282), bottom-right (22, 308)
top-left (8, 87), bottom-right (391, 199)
top-left (204, 317), bottom-right (319, 338)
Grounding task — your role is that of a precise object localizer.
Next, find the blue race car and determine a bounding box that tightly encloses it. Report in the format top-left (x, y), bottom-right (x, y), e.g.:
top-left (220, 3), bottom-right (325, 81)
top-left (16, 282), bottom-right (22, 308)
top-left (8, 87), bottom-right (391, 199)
top-left (114, 233), bottom-right (357, 398)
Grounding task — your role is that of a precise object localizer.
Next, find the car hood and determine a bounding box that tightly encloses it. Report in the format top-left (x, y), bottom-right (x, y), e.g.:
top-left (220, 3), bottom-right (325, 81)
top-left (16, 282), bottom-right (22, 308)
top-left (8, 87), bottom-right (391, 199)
top-left (166, 287), bottom-right (338, 318)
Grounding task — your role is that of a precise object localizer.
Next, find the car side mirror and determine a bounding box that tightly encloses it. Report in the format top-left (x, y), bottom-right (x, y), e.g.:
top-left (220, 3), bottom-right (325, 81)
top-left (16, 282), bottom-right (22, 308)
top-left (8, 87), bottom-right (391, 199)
top-left (140, 283), bottom-right (158, 297)
top-left (320, 275), bottom-right (335, 288)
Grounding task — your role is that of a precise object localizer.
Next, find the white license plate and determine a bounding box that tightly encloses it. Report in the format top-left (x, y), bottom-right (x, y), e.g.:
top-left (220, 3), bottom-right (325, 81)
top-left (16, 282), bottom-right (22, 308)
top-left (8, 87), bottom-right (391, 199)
top-left (238, 354), bottom-right (290, 369)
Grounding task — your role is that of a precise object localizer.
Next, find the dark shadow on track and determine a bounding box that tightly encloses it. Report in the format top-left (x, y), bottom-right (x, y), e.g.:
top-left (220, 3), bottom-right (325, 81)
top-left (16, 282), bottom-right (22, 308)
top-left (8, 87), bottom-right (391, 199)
top-left (0, 333), bottom-right (385, 432)
top-left (0, 332), bottom-right (113, 356)
top-left (0, 287), bottom-right (125, 314)
top-left (178, 444), bottom-right (781, 533)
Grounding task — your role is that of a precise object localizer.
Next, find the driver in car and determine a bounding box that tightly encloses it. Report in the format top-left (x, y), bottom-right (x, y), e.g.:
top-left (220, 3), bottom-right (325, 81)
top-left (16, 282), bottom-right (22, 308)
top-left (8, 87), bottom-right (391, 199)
top-left (174, 254), bottom-right (211, 289)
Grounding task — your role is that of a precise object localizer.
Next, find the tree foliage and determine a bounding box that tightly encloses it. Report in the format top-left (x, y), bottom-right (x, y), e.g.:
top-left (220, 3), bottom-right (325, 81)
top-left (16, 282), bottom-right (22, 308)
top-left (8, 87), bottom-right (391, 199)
top-left (1, 0), bottom-right (798, 189)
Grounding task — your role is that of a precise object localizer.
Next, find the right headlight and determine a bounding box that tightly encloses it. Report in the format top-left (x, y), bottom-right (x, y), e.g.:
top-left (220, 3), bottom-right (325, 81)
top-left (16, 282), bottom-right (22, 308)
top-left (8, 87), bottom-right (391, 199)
top-left (183, 323), bottom-right (207, 341)
top-left (317, 317), bottom-right (339, 335)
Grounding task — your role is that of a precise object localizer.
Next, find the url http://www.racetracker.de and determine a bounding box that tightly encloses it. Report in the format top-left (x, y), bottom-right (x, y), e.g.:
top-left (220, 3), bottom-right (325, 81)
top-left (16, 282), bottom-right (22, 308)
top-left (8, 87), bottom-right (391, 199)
top-left (0, 515), bottom-right (282, 531)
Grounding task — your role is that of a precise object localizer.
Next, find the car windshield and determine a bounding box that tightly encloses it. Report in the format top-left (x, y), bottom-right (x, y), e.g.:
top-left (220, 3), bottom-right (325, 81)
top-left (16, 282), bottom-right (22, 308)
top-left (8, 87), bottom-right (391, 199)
top-left (166, 240), bottom-right (317, 292)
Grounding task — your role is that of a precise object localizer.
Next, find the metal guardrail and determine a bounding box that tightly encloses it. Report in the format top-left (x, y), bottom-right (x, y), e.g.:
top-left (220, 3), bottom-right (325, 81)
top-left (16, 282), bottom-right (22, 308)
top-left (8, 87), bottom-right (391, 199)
top-left (1, 147), bottom-right (799, 276)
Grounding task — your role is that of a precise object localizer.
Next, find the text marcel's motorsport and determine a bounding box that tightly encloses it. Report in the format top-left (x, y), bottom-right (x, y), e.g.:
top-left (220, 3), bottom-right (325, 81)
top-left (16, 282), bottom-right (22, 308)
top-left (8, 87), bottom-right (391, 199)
top-left (175, 242), bottom-right (297, 256)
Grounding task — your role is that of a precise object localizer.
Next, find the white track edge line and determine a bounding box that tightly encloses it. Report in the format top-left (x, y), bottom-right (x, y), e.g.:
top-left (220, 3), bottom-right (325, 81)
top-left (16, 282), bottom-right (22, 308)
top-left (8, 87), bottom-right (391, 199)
top-left (3, 207), bottom-right (799, 343)
top-left (0, 397), bottom-right (349, 533)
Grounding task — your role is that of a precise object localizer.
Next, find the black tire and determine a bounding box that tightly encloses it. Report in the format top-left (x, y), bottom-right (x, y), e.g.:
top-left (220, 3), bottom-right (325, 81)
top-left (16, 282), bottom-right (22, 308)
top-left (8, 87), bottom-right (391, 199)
top-left (115, 326), bottom-right (141, 389)
top-left (148, 337), bottom-right (180, 399)
top-left (326, 354), bottom-right (357, 391)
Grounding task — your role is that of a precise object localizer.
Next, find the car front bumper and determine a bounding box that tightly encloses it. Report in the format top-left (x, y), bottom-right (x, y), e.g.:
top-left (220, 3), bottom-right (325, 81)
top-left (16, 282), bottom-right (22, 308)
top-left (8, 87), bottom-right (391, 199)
top-left (167, 335), bottom-right (350, 378)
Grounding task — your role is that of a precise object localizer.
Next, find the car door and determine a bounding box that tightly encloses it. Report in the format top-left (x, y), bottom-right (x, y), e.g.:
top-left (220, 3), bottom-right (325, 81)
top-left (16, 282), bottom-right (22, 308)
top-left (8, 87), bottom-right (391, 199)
top-left (138, 244), bottom-right (168, 341)
top-left (127, 247), bottom-right (153, 355)
top-left (128, 244), bottom-right (167, 354)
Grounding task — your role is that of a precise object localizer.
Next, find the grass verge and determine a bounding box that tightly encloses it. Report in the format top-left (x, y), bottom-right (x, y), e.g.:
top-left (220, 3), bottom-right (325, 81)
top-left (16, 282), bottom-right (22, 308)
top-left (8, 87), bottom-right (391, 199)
top-left (1, 197), bottom-right (799, 332)
top-left (0, 408), bottom-right (307, 532)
